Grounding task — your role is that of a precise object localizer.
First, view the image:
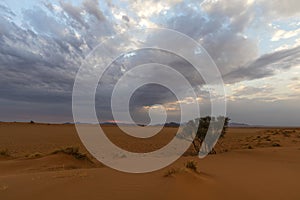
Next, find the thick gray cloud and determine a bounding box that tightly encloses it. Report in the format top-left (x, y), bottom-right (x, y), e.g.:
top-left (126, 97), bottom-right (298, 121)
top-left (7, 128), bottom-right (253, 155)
top-left (59, 1), bottom-right (86, 27)
top-left (83, 0), bottom-right (105, 21)
top-left (223, 46), bottom-right (300, 83)
top-left (154, 0), bottom-right (259, 75)
top-left (232, 86), bottom-right (275, 98)
top-left (260, 0), bottom-right (300, 17)
top-left (94, 49), bottom-right (204, 122)
top-left (227, 98), bottom-right (300, 127)
top-left (0, 0), bottom-right (117, 103)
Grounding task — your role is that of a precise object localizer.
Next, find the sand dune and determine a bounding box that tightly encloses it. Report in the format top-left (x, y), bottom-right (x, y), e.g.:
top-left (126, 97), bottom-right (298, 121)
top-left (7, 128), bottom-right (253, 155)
top-left (0, 123), bottom-right (300, 200)
top-left (0, 153), bottom-right (97, 176)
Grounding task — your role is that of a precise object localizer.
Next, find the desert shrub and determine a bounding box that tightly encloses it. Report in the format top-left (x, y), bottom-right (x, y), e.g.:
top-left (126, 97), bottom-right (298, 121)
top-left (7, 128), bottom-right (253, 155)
top-left (282, 131), bottom-right (291, 137)
top-left (272, 143), bottom-right (281, 147)
top-left (30, 120), bottom-right (35, 124)
top-left (164, 161), bottom-right (199, 177)
top-left (51, 146), bottom-right (88, 160)
top-left (164, 168), bottom-right (179, 177)
top-left (272, 131), bottom-right (279, 135)
top-left (185, 160), bottom-right (198, 172)
top-left (0, 149), bottom-right (10, 157)
top-left (27, 152), bottom-right (44, 159)
top-left (0, 185), bottom-right (8, 191)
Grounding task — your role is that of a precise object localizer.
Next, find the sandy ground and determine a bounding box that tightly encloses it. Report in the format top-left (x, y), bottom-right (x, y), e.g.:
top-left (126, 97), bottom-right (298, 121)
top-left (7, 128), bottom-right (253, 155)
top-left (0, 122), bottom-right (300, 200)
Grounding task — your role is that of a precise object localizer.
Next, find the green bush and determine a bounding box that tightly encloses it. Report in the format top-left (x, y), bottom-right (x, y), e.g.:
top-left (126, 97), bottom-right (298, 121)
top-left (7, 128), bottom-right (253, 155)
top-left (180, 116), bottom-right (230, 154)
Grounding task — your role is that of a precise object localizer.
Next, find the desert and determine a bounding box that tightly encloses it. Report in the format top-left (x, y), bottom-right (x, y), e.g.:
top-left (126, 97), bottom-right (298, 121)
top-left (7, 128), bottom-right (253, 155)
top-left (0, 122), bottom-right (300, 200)
top-left (1, 0), bottom-right (300, 199)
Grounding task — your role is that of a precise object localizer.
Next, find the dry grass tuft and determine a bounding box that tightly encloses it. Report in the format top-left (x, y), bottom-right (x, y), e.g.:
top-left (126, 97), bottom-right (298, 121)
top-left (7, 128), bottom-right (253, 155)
top-left (51, 146), bottom-right (90, 161)
top-left (185, 160), bottom-right (198, 172)
top-left (26, 152), bottom-right (44, 159)
top-left (164, 161), bottom-right (199, 177)
top-left (0, 149), bottom-right (10, 157)
top-left (0, 185), bottom-right (8, 191)
top-left (272, 143), bottom-right (281, 147)
top-left (164, 168), bottom-right (179, 177)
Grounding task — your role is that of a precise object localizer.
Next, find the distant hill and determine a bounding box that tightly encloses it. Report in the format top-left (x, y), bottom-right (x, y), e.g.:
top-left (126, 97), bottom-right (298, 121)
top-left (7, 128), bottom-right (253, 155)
top-left (229, 122), bottom-right (251, 127)
top-left (99, 122), bottom-right (181, 127)
top-left (164, 122), bottom-right (180, 127)
top-left (65, 121), bottom-right (251, 128)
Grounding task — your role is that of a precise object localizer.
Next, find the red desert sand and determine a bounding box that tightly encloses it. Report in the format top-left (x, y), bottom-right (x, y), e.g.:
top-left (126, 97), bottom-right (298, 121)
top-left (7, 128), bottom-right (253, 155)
top-left (0, 122), bottom-right (300, 200)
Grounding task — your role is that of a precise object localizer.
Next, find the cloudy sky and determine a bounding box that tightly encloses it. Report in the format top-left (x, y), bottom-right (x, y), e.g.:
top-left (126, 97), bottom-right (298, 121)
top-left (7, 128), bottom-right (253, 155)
top-left (0, 0), bottom-right (300, 126)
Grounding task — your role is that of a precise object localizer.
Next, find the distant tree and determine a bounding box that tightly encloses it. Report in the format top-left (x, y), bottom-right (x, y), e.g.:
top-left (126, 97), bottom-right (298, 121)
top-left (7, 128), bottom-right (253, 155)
top-left (30, 120), bottom-right (35, 124)
top-left (180, 116), bottom-right (230, 154)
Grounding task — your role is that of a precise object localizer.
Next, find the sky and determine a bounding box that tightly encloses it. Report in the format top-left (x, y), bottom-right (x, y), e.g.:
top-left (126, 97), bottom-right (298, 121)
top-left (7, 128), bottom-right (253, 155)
top-left (0, 0), bottom-right (300, 126)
